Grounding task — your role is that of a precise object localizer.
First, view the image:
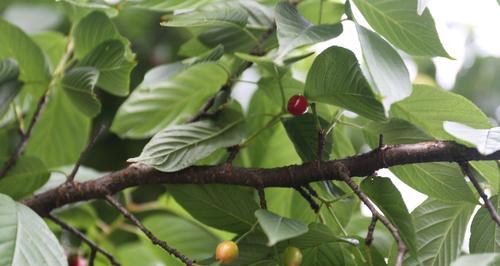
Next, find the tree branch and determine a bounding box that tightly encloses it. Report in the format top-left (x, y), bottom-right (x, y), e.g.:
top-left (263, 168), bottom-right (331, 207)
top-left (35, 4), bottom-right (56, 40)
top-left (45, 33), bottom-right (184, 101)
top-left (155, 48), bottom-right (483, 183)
top-left (67, 125), bottom-right (106, 182)
top-left (104, 195), bottom-right (194, 266)
top-left (459, 161), bottom-right (500, 226)
top-left (341, 173), bottom-right (406, 266)
top-left (47, 213), bottom-right (120, 266)
top-left (23, 141), bottom-right (500, 216)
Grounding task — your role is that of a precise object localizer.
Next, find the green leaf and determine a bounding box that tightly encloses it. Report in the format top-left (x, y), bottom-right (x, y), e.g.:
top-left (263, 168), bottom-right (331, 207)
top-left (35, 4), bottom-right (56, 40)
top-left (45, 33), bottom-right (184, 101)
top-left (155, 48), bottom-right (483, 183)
top-left (168, 184), bottom-right (259, 233)
top-left (116, 242), bottom-right (165, 266)
top-left (26, 88), bottom-right (91, 169)
top-left (73, 11), bottom-right (127, 59)
top-left (282, 113), bottom-right (332, 162)
top-left (0, 156), bottom-right (49, 200)
top-left (111, 62), bottom-right (227, 138)
top-left (391, 163), bottom-right (477, 203)
top-left (0, 193), bottom-right (66, 266)
top-left (143, 213), bottom-right (220, 261)
top-left (351, 0), bottom-right (450, 57)
top-left (391, 85), bottom-right (491, 140)
top-left (255, 209), bottom-right (308, 246)
top-left (77, 40), bottom-right (135, 96)
top-left (31, 31), bottom-right (68, 72)
top-left (450, 253), bottom-right (500, 266)
top-left (124, 0), bottom-right (208, 12)
top-left (302, 243), bottom-right (357, 266)
top-left (58, 0), bottom-right (118, 22)
top-left (402, 198), bottom-right (475, 266)
top-left (305, 46), bottom-right (385, 121)
top-left (61, 66), bottom-right (101, 117)
top-left (284, 223), bottom-right (358, 249)
top-left (275, 2), bottom-right (343, 57)
top-left (469, 196), bottom-right (500, 253)
top-left (0, 58), bottom-right (22, 116)
top-left (129, 105), bottom-right (244, 172)
top-left (443, 122), bottom-right (500, 155)
top-left (163, 7), bottom-right (247, 28)
top-left (0, 18), bottom-right (50, 86)
top-left (356, 25), bottom-right (412, 112)
top-left (297, 0), bottom-right (345, 24)
top-left (360, 176), bottom-right (417, 257)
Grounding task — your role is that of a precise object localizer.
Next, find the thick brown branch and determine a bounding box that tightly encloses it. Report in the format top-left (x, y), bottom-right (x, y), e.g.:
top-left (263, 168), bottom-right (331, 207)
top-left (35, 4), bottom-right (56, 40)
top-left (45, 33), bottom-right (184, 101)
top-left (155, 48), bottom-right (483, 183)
top-left (459, 161), bottom-right (500, 226)
top-left (47, 213), bottom-right (120, 266)
top-left (105, 195), bottom-right (194, 266)
top-left (23, 141), bottom-right (500, 216)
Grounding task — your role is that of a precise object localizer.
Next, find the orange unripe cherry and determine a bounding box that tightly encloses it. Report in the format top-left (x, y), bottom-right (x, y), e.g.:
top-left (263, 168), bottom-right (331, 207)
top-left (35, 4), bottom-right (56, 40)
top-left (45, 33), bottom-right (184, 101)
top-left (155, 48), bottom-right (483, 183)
top-left (283, 246), bottom-right (303, 266)
top-left (216, 240), bottom-right (239, 264)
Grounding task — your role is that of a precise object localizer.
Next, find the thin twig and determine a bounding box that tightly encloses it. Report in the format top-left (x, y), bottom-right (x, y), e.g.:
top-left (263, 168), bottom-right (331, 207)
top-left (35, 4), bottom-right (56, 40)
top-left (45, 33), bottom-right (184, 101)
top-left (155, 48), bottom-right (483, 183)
top-left (294, 186), bottom-right (320, 213)
top-left (104, 195), bottom-right (194, 266)
top-left (47, 213), bottom-right (120, 266)
top-left (341, 173), bottom-right (406, 266)
top-left (226, 145), bottom-right (240, 164)
top-left (459, 161), bottom-right (500, 226)
top-left (88, 249), bottom-right (97, 266)
top-left (365, 216), bottom-right (378, 245)
top-left (303, 184), bottom-right (319, 198)
top-left (67, 125), bottom-right (106, 182)
top-left (257, 187), bottom-right (267, 209)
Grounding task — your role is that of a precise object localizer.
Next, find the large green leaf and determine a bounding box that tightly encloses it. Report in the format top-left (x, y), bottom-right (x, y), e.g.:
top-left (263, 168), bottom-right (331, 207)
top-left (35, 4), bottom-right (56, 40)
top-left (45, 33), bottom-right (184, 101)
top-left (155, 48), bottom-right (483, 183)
top-left (282, 113), bottom-right (332, 162)
top-left (275, 2), bottom-right (343, 57)
top-left (0, 156), bottom-right (49, 200)
top-left (61, 66), bottom-right (101, 117)
top-left (0, 193), bottom-right (66, 266)
top-left (305, 46), bottom-right (385, 121)
top-left (302, 243), bottom-right (357, 266)
top-left (391, 85), bottom-right (491, 140)
top-left (0, 58), bottom-right (22, 116)
top-left (402, 198), bottom-right (475, 266)
top-left (284, 223), bottom-right (357, 249)
top-left (116, 242), bottom-right (165, 266)
top-left (73, 11), bottom-right (128, 59)
top-left (124, 0), bottom-right (208, 12)
top-left (351, 0), bottom-right (450, 57)
top-left (129, 105), bottom-right (244, 172)
top-left (31, 32), bottom-right (67, 72)
top-left (469, 196), bottom-right (500, 253)
top-left (143, 213), bottom-right (220, 262)
top-left (111, 62), bottom-right (227, 138)
top-left (444, 122), bottom-right (500, 155)
top-left (0, 19), bottom-right (50, 86)
top-left (391, 163), bottom-right (477, 204)
top-left (255, 209), bottom-right (308, 246)
top-left (25, 88), bottom-right (91, 169)
top-left (356, 25), bottom-right (412, 112)
top-left (162, 7), bottom-right (248, 28)
top-left (168, 184), bottom-right (259, 233)
top-left (77, 40), bottom-right (135, 96)
top-left (361, 176), bottom-right (417, 257)
top-left (450, 253), bottom-right (500, 266)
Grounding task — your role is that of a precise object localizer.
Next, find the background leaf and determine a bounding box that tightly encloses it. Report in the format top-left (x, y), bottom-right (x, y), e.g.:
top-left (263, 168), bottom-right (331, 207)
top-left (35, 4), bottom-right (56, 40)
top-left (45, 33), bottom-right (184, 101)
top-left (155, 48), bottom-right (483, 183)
top-left (61, 66), bottom-right (100, 117)
top-left (356, 25), bottom-right (412, 112)
top-left (0, 193), bottom-right (66, 266)
top-left (444, 121), bottom-right (500, 155)
top-left (450, 253), bottom-right (499, 266)
top-left (0, 156), bottom-right (49, 200)
top-left (0, 58), bottom-right (22, 116)
top-left (77, 40), bottom-right (135, 96)
top-left (275, 2), bottom-right (343, 57)
top-left (469, 196), bottom-right (500, 253)
top-left (351, 0), bottom-right (449, 57)
top-left (305, 46), bottom-right (385, 121)
top-left (111, 62), bottom-right (227, 138)
top-left (168, 184), bottom-right (259, 234)
top-left (255, 209), bottom-right (308, 246)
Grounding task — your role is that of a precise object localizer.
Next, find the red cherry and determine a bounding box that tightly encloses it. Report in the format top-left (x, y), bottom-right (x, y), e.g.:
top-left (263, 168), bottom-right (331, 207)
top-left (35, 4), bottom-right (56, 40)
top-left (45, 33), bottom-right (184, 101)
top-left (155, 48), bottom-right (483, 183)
top-left (287, 95), bottom-right (308, 116)
top-left (69, 255), bottom-right (87, 266)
